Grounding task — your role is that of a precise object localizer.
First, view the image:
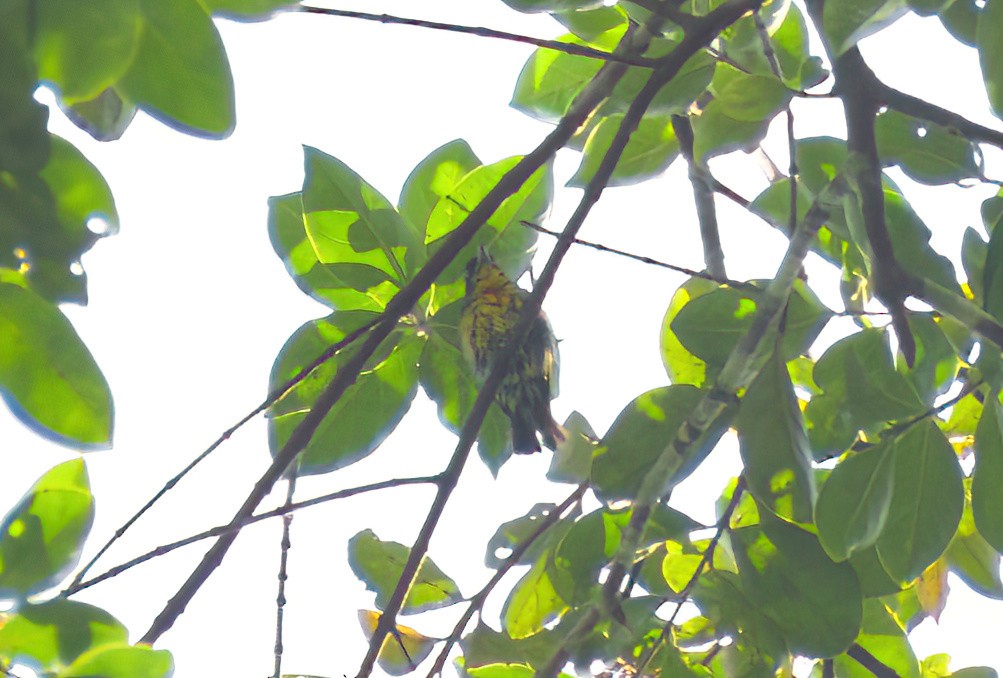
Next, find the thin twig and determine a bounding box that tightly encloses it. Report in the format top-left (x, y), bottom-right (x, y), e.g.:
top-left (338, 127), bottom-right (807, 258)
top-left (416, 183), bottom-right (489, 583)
top-left (66, 316), bottom-right (381, 592)
top-left (295, 5), bottom-right (657, 67)
top-left (634, 477), bottom-right (746, 674)
top-left (521, 219), bottom-right (751, 289)
top-left (272, 475), bottom-right (297, 678)
top-left (424, 484), bottom-right (588, 677)
top-left (66, 475), bottom-right (437, 595)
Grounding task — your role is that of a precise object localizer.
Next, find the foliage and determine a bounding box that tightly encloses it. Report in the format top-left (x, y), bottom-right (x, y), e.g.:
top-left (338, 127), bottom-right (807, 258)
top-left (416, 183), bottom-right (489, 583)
top-left (5, 0), bottom-right (1003, 675)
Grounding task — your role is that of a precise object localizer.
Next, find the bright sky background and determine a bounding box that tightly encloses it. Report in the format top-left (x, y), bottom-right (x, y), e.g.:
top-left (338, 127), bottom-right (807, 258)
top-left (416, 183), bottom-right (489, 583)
top-left (6, 0), bottom-right (1003, 675)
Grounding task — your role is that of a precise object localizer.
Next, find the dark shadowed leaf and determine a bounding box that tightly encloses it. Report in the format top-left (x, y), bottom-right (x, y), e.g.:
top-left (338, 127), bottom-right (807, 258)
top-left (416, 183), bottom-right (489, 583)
top-left (831, 599), bottom-right (920, 678)
top-left (569, 113), bottom-right (680, 188)
top-left (591, 385), bottom-right (705, 502)
top-left (875, 110), bottom-right (980, 184)
top-left (816, 441), bottom-right (895, 562)
top-left (876, 421), bottom-right (964, 583)
top-left (733, 515), bottom-right (862, 657)
top-left (737, 350), bottom-right (816, 523)
top-left (822, 0), bottom-right (908, 54)
top-left (946, 480), bottom-right (1003, 599)
top-left (973, 396), bottom-right (1003, 551)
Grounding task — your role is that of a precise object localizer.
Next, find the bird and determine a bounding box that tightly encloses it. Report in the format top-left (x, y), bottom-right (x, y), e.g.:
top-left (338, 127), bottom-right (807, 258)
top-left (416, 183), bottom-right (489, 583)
top-left (458, 249), bottom-right (565, 454)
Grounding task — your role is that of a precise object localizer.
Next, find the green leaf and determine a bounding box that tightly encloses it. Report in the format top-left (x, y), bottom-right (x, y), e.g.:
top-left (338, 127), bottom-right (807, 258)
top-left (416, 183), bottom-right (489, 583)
top-left (591, 385), bottom-right (705, 502)
top-left (659, 277), bottom-right (717, 386)
top-left (459, 621), bottom-right (562, 670)
top-left (0, 599), bottom-right (127, 670)
top-left (199, 0), bottom-right (298, 20)
top-left (553, 5), bottom-right (628, 41)
top-left (418, 330), bottom-right (512, 475)
top-left (875, 421), bottom-right (964, 583)
top-left (973, 396), bottom-right (1003, 550)
top-left (897, 316), bottom-right (959, 403)
top-left (267, 314), bottom-right (419, 476)
top-left (710, 64), bottom-right (791, 122)
top-left (357, 610), bottom-right (435, 676)
top-left (736, 350), bottom-right (816, 523)
top-left (945, 480), bottom-right (1003, 599)
top-left (984, 212), bottom-right (1003, 323)
top-left (672, 282), bottom-right (830, 370)
top-left (691, 570), bottom-right (787, 662)
top-left (691, 104), bottom-right (770, 162)
top-left (268, 194), bottom-right (399, 312)
top-left (806, 328), bottom-right (926, 456)
top-left (502, 553), bottom-right (570, 639)
top-left (978, 0), bottom-right (1003, 118)
top-left (32, 0), bottom-right (140, 103)
top-left (41, 135), bottom-right (120, 239)
top-left (832, 599), bottom-right (920, 678)
top-left (62, 88), bottom-right (137, 142)
top-left (882, 190), bottom-right (960, 295)
top-left (0, 459), bottom-right (94, 598)
top-left (941, 0), bottom-right (980, 45)
top-left (398, 139), bottom-right (480, 243)
top-left (547, 411), bottom-right (597, 484)
top-left (607, 44), bottom-right (716, 117)
top-left (568, 113), bottom-right (680, 188)
top-left (822, 0), bottom-right (908, 54)
top-left (117, 0), bottom-right (234, 137)
top-left (302, 146), bottom-right (414, 282)
top-left (425, 156), bottom-right (552, 244)
top-left (0, 282), bottom-right (113, 447)
top-left (510, 34), bottom-right (609, 123)
top-left (0, 15), bottom-right (48, 175)
top-left (549, 511), bottom-right (609, 605)
top-left (816, 442), bottom-right (895, 561)
top-left (951, 669), bottom-right (1000, 678)
top-left (849, 545), bottom-right (902, 597)
top-left (466, 664), bottom-right (535, 678)
top-left (485, 503), bottom-right (574, 569)
top-left (500, 0), bottom-right (601, 12)
top-left (875, 110), bottom-right (981, 184)
top-left (733, 516), bottom-right (862, 657)
top-left (348, 529), bottom-right (463, 614)
top-left (58, 643), bottom-right (173, 678)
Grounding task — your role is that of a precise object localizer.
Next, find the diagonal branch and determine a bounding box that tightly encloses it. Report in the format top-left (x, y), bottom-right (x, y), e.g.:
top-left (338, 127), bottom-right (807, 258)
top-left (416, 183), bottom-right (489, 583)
top-left (356, 17), bottom-right (681, 675)
top-left (541, 184), bottom-right (839, 676)
top-left (878, 83), bottom-right (1003, 150)
top-left (138, 17), bottom-right (647, 642)
top-left (295, 5), bottom-right (657, 67)
top-left (424, 483), bottom-right (587, 677)
top-left (66, 316), bottom-right (381, 592)
top-left (672, 114), bottom-right (727, 279)
top-left (65, 475), bottom-right (438, 595)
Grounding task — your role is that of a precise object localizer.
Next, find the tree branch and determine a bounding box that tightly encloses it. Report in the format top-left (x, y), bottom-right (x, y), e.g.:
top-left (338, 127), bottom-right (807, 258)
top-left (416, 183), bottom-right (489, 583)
top-left (65, 475), bottom-right (438, 595)
top-left (424, 484), bottom-right (587, 677)
top-left (354, 22), bottom-right (663, 677)
top-left (295, 5), bottom-right (657, 67)
top-left (672, 114), bottom-right (727, 279)
top-left (271, 477), bottom-right (296, 678)
top-left (634, 477), bottom-right (746, 674)
top-left (66, 316), bottom-right (380, 592)
top-left (879, 83), bottom-right (1003, 150)
top-left (846, 643), bottom-right (899, 678)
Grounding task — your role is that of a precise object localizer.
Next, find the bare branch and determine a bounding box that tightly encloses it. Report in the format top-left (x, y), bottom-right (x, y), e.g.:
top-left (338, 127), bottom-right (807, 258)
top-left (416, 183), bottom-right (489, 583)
top-left (272, 476), bottom-right (297, 678)
top-left (65, 475), bottom-right (437, 596)
top-left (672, 114), bottom-right (726, 279)
top-left (66, 316), bottom-right (380, 592)
top-left (295, 5), bottom-right (657, 67)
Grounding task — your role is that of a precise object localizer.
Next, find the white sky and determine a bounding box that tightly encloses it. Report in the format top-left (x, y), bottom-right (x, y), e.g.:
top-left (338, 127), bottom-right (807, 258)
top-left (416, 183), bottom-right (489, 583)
top-left (7, 0), bottom-right (1003, 675)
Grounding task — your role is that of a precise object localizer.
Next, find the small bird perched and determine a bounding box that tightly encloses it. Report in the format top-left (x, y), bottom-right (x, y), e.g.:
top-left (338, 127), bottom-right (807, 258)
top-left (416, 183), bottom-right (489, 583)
top-left (459, 250), bottom-right (564, 454)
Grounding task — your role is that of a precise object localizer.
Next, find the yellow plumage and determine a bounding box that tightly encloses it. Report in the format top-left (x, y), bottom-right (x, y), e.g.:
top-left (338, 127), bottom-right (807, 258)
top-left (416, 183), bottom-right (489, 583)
top-left (459, 251), bottom-right (563, 454)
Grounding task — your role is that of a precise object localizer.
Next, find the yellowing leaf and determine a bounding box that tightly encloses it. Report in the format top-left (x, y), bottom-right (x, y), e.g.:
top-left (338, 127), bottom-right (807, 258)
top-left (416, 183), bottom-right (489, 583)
top-left (916, 559), bottom-right (949, 622)
top-left (357, 610), bottom-right (436, 676)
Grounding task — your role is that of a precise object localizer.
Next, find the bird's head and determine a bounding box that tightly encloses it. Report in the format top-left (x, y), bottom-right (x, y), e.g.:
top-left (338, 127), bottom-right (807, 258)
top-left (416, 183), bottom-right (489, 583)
top-left (465, 247), bottom-right (506, 293)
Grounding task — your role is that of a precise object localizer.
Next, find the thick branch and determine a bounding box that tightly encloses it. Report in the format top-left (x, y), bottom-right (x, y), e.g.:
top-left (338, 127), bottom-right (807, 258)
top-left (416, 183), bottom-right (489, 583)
top-left (672, 114), bottom-right (726, 279)
top-left (296, 5), bottom-right (657, 67)
top-left (354, 23), bottom-right (662, 678)
top-left (879, 83), bottom-right (1003, 150)
top-left (139, 23), bottom-right (641, 642)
